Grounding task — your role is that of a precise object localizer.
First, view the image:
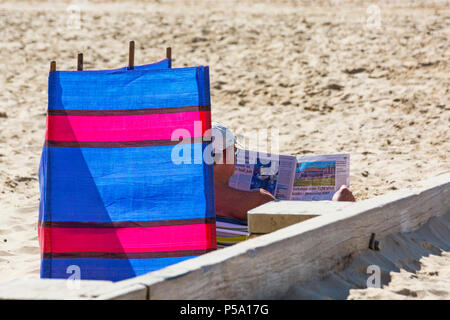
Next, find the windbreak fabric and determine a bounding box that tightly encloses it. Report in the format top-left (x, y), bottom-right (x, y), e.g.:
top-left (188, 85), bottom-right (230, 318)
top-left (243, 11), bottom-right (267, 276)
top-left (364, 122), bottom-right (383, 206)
top-left (39, 65), bottom-right (215, 282)
top-left (111, 58), bottom-right (172, 71)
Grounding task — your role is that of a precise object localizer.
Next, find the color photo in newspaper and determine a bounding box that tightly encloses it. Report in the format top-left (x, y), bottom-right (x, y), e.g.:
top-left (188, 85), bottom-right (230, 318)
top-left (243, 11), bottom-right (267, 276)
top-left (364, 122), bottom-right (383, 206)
top-left (228, 150), bottom-right (349, 201)
top-left (292, 154), bottom-right (350, 201)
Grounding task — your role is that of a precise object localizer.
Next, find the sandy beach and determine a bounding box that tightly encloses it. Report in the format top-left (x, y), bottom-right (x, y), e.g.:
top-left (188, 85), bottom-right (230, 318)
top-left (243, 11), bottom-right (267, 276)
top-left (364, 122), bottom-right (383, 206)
top-left (349, 252), bottom-right (450, 299)
top-left (0, 0), bottom-right (448, 298)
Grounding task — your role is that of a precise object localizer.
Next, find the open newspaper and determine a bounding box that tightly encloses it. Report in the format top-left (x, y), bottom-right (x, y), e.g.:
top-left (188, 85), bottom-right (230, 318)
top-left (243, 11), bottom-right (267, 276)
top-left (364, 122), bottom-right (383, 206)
top-left (228, 150), bottom-right (350, 201)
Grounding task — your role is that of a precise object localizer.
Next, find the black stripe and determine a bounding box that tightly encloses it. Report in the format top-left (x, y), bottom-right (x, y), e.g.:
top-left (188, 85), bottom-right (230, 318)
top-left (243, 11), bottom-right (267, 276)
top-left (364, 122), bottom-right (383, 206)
top-left (39, 218), bottom-right (216, 229)
top-left (48, 105), bottom-right (211, 116)
top-left (44, 249), bottom-right (215, 259)
top-left (45, 136), bottom-right (211, 148)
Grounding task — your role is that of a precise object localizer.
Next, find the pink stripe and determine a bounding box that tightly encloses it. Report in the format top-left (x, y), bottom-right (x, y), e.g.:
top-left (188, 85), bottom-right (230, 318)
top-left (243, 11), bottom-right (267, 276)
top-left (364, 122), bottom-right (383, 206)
top-left (46, 111), bottom-right (211, 142)
top-left (39, 224), bottom-right (216, 253)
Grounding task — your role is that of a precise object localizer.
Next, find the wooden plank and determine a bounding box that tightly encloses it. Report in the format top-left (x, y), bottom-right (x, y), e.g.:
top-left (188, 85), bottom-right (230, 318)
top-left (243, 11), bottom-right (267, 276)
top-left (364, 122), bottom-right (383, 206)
top-left (95, 284), bottom-right (147, 300)
top-left (248, 200), bottom-right (354, 234)
top-left (0, 279), bottom-right (114, 300)
top-left (0, 278), bottom-right (148, 300)
top-left (121, 172), bottom-right (450, 299)
top-left (128, 40), bottom-right (135, 70)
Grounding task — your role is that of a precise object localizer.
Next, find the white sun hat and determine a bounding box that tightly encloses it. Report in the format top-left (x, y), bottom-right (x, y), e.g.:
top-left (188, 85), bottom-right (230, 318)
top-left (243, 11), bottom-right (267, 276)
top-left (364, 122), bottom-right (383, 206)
top-left (211, 122), bottom-right (236, 153)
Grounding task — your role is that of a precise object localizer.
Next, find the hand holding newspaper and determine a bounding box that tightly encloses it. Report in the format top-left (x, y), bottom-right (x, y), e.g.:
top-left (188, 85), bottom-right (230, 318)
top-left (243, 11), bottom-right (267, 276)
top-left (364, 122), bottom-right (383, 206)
top-left (228, 150), bottom-right (350, 201)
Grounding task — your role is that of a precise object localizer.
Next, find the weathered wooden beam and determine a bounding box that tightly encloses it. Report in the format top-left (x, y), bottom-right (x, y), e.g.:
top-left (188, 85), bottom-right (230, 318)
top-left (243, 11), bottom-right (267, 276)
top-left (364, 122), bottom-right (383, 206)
top-left (0, 279), bottom-right (114, 300)
top-left (0, 278), bottom-right (148, 300)
top-left (94, 283), bottom-right (148, 300)
top-left (123, 172), bottom-right (450, 299)
top-left (248, 200), bottom-right (354, 234)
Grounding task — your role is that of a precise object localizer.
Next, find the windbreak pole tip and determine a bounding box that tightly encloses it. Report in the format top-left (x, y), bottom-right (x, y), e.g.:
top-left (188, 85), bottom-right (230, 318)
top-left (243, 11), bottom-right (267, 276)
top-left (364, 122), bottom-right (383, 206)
top-left (129, 40), bottom-right (135, 70)
top-left (77, 53), bottom-right (83, 71)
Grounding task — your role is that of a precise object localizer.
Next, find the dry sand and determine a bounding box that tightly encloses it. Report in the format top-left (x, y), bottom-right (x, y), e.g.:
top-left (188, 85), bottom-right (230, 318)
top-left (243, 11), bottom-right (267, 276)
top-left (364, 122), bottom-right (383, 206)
top-left (349, 252), bottom-right (450, 299)
top-left (0, 0), bottom-right (448, 298)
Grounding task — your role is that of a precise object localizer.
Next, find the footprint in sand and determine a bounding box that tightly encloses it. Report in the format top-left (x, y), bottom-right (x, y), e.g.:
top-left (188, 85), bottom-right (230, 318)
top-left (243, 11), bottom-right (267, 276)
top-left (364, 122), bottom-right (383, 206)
top-left (16, 246), bottom-right (40, 255)
top-left (0, 250), bottom-right (14, 257)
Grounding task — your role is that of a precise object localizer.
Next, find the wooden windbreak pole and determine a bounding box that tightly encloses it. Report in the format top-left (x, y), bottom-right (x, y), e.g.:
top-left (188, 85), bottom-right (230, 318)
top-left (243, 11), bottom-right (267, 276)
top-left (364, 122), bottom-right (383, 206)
top-left (77, 53), bottom-right (83, 71)
top-left (50, 61), bottom-right (56, 72)
top-left (129, 40), bottom-right (135, 70)
top-left (166, 47), bottom-right (172, 60)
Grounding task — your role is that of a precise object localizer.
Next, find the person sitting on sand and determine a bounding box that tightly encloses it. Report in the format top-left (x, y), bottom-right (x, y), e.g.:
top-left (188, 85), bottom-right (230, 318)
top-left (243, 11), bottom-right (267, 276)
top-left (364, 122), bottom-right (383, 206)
top-left (212, 122), bottom-right (355, 222)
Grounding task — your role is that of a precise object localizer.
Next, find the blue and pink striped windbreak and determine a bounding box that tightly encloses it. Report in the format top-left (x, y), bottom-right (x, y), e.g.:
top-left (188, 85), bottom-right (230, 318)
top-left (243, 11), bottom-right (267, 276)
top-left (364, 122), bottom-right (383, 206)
top-left (38, 59), bottom-right (216, 282)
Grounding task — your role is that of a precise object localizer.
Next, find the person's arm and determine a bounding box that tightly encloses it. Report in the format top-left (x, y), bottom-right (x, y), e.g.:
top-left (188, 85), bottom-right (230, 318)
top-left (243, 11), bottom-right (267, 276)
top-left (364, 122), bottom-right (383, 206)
top-left (215, 183), bottom-right (275, 221)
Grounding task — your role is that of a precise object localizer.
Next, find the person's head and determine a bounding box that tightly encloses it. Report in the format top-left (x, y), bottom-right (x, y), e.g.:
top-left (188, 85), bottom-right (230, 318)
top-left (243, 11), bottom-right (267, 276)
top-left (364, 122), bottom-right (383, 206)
top-left (212, 122), bottom-right (237, 181)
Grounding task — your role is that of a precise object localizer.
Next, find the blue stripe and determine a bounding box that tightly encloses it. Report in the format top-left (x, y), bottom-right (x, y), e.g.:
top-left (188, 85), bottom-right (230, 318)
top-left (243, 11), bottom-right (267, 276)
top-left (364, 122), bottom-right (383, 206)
top-left (49, 67), bottom-right (205, 110)
top-left (196, 66), bottom-right (210, 106)
top-left (39, 143), bottom-right (214, 223)
top-left (41, 256), bottom-right (195, 282)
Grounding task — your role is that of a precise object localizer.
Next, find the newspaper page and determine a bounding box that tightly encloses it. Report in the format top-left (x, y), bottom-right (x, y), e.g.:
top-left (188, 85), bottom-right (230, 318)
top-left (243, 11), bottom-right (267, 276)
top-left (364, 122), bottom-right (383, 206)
top-left (291, 153), bottom-right (350, 201)
top-left (228, 149), bottom-right (297, 199)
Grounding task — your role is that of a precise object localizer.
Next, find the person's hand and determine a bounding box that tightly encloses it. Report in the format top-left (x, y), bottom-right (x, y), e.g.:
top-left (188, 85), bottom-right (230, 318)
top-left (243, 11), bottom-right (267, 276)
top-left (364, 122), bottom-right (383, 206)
top-left (259, 188), bottom-right (276, 201)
